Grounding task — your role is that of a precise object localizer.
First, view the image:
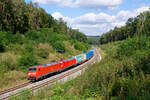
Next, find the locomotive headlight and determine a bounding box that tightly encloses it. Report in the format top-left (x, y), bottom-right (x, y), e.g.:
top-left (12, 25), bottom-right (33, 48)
top-left (28, 73), bottom-right (36, 75)
top-left (28, 73), bottom-right (31, 75)
top-left (32, 73), bottom-right (36, 75)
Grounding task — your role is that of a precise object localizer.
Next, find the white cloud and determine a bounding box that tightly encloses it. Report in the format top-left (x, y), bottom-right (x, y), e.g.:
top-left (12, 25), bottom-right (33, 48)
top-left (52, 12), bottom-right (63, 20)
top-left (52, 6), bottom-right (149, 36)
top-left (73, 0), bottom-right (123, 9)
top-left (134, 6), bottom-right (149, 15)
top-left (32, 0), bottom-right (123, 10)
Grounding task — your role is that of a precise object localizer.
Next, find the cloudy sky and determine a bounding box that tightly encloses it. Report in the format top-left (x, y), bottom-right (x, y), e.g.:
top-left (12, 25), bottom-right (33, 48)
top-left (25, 0), bottom-right (150, 36)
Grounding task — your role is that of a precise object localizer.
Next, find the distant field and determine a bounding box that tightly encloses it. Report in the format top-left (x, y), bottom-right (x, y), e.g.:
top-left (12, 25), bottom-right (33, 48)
top-left (87, 36), bottom-right (100, 39)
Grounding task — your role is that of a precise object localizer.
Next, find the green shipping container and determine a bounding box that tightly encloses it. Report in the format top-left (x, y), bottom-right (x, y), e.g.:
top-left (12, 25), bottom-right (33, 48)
top-left (75, 54), bottom-right (86, 63)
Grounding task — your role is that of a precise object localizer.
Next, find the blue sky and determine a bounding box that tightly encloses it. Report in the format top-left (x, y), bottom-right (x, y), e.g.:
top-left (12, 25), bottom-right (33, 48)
top-left (25, 0), bottom-right (150, 36)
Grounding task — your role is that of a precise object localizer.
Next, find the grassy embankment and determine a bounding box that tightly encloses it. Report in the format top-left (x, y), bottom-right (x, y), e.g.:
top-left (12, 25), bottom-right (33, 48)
top-left (0, 29), bottom-right (90, 91)
top-left (11, 36), bottom-right (150, 100)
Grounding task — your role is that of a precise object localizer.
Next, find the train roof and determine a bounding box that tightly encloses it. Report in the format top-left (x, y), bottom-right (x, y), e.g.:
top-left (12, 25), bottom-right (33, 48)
top-left (29, 65), bottom-right (41, 68)
top-left (63, 57), bottom-right (74, 61)
top-left (41, 61), bottom-right (58, 67)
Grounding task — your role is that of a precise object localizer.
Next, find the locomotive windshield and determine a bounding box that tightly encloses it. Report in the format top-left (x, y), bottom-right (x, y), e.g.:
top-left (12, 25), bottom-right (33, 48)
top-left (29, 68), bottom-right (36, 71)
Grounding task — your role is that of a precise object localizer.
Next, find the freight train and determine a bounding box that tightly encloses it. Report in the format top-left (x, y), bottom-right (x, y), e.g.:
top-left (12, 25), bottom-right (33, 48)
top-left (28, 49), bottom-right (94, 82)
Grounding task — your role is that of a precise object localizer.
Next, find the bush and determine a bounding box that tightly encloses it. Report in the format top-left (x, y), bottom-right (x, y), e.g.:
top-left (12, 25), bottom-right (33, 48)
top-left (0, 40), bottom-right (4, 52)
top-left (52, 41), bottom-right (65, 53)
top-left (74, 42), bottom-right (85, 51)
top-left (0, 31), bottom-right (13, 45)
top-left (11, 33), bottom-right (23, 44)
top-left (0, 53), bottom-right (17, 71)
top-left (117, 36), bottom-right (150, 57)
top-left (49, 34), bottom-right (68, 45)
top-left (25, 30), bottom-right (40, 42)
top-left (37, 49), bottom-right (49, 58)
top-left (10, 89), bottom-right (31, 100)
top-left (24, 43), bottom-right (34, 54)
top-left (0, 31), bottom-right (23, 46)
top-left (18, 53), bottom-right (38, 70)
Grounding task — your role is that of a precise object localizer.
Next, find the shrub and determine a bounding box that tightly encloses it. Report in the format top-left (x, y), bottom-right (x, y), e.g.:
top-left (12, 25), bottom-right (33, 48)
top-left (0, 53), bottom-right (17, 71)
top-left (18, 53), bottom-right (37, 70)
top-left (10, 89), bottom-right (31, 100)
top-left (84, 43), bottom-right (91, 52)
top-left (51, 34), bottom-right (68, 41)
top-left (25, 30), bottom-right (40, 42)
top-left (117, 36), bottom-right (150, 57)
top-left (0, 31), bottom-right (23, 46)
top-left (0, 31), bottom-right (13, 45)
top-left (0, 40), bottom-right (4, 52)
top-left (24, 43), bottom-right (34, 54)
top-left (52, 41), bottom-right (65, 53)
top-left (49, 34), bottom-right (68, 45)
top-left (11, 33), bottom-right (23, 44)
top-left (74, 42), bottom-right (85, 51)
top-left (37, 49), bottom-right (49, 58)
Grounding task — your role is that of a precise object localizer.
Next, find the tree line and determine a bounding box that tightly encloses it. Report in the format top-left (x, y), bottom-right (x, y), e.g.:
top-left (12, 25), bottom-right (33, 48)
top-left (0, 0), bottom-right (87, 43)
top-left (99, 7), bottom-right (150, 44)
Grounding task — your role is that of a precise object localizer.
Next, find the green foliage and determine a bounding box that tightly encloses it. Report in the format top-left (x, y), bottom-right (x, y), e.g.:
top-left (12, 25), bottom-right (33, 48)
top-left (0, 31), bottom-right (13, 45)
top-left (49, 33), bottom-right (68, 45)
top-left (0, 0), bottom-right (87, 43)
top-left (25, 30), bottom-right (40, 42)
top-left (99, 10), bottom-right (150, 44)
top-left (117, 36), bottom-right (150, 57)
top-left (0, 54), bottom-right (17, 71)
top-left (0, 28), bottom-right (89, 73)
top-left (74, 41), bottom-right (90, 52)
top-left (0, 31), bottom-right (23, 47)
top-left (18, 53), bottom-right (37, 69)
top-left (74, 42), bottom-right (85, 51)
top-left (0, 40), bottom-right (4, 52)
top-left (10, 89), bottom-right (31, 100)
top-left (24, 43), bottom-right (34, 53)
top-left (52, 41), bottom-right (66, 53)
top-left (76, 32), bottom-right (87, 42)
top-left (37, 49), bottom-right (49, 58)
top-left (12, 33), bottom-right (23, 44)
top-left (87, 36), bottom-right (100, 45)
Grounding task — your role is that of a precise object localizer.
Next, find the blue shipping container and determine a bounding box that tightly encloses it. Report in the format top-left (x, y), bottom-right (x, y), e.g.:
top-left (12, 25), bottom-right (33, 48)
top-left (85, 50), bottom-right (94, 59)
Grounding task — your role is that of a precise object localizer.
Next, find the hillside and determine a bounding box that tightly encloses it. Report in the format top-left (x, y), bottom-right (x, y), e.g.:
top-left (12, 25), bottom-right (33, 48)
top-left (0, 0), bottom-right (90, 90)
top-left (10, 7), bottom-right (150, 100)
top-left (13, 36), bottom-right (150, 100)
top-left (0, 28), bottom-right (90, 90)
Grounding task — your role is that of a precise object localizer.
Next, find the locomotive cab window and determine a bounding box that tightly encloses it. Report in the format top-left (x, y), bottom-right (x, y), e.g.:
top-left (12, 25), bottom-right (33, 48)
top-left (29, 68), bottom-right (36, 71)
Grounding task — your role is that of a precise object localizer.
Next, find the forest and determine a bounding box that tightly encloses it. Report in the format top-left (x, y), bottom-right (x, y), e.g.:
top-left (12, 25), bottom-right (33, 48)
top-left (0, 0), bottom-right (87, 42)
top-left (99, 8), bottom-right (150, 44)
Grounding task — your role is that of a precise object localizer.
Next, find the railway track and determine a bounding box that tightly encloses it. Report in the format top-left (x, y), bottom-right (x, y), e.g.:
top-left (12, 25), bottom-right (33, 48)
top-left (0, 47), bottom-right (101, 100)
top-left (0, 82), bottom-right (31, 96)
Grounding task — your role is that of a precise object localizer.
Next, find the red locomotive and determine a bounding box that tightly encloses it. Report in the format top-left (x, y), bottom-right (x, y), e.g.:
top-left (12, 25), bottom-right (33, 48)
top-left (28, 49), bottom-right (94, 82)
top-left (28, 61), bottom-right (60, 81)
top-left (28, 58), bottom-right (76, 82)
